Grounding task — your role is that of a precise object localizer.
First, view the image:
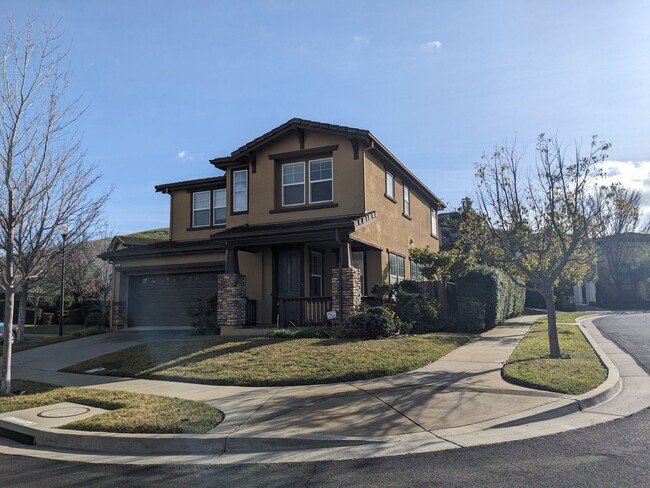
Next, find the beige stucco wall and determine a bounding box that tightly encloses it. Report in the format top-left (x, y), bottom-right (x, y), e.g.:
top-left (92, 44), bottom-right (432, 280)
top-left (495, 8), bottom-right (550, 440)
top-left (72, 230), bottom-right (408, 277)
top-left (228, 131), bottom-right (365, 228)
top-left (170, 190), bottom-right (228, 242)
top-left (353, 150), bottom-right (440, 283)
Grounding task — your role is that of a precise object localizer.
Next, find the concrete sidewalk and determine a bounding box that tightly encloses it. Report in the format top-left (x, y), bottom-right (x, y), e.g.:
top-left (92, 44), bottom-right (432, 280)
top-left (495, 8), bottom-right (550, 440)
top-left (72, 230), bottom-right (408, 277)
top-left (1, 314), bottom-right (647, 464)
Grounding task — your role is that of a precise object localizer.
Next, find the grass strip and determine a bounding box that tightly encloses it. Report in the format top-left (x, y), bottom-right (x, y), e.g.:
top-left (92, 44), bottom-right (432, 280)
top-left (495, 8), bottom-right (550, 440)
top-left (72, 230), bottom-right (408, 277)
top-left (2, 326), bottom-right (107, 354)
top-left (502, 312), bottom-right (607, 395)
top-left (63, 333), bottom-right (473, 387)
top-left (0, 379), bottom-right (223, 434)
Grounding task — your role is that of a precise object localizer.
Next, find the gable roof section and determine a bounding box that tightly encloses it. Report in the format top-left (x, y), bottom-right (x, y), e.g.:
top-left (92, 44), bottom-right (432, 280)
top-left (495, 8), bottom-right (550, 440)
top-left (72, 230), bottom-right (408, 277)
top-left (210, 118), bottom-right (445, 209)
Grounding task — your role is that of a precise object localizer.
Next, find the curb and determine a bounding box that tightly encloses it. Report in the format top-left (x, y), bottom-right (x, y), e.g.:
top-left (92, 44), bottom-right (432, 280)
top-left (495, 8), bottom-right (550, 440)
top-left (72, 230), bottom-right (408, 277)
top-left (574, 315), bottom-right (622, 410)
top-left (0, 419), bottom-right (382, 455)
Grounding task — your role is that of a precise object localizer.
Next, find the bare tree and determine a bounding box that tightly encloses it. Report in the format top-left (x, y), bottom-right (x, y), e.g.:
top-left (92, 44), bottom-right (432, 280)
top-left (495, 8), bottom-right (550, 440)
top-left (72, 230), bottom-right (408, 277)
top-left (64, 236), bottom-right (112, 309)
top-left (475, 134), bottom-right (610, 358)
top-left (0, 19), bottom-right (110, 395)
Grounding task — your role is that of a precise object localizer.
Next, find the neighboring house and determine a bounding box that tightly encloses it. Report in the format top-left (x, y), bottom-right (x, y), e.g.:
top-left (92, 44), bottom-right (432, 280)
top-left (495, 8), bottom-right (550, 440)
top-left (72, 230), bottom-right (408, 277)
top-left (594, 232), bottom-right (650, 307)
top-left (101, 118), bottom-right (445, 331)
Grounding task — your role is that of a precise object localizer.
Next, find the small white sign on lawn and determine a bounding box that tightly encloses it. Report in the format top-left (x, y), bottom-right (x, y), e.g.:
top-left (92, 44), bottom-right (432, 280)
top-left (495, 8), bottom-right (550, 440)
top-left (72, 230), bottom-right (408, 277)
top-left (326, 311), bottom-right (337, 320)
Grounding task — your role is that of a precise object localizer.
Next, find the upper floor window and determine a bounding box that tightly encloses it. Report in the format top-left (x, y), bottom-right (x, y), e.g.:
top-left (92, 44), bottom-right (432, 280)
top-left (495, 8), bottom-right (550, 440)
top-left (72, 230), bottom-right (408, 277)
top-left (233, 169), bottom-right (248, 213)
top-left (403, 185), bottom-right (410, 217)
top-left (431, 208), bottom-right (438, 238)
top-left (192, 191), bottom-right (210, 227)
top-left (389, 252), bottom-right (405, 284)
top-left (191, 189), bottom-right (227, 228)
top-left (213, 189), bottom-right (226, 226)
top-left (385, 171), bottom-right (395, 199)
top-left (280, 157), bottom-right (334, 208)
top-left (282, 162), bottom-right (305, 206)
top-left (309, 158), bottom-right (333, 204)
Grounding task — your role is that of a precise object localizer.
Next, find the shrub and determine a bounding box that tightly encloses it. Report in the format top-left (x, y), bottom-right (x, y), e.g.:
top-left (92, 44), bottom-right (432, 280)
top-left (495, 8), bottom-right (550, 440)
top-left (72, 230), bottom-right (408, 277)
top-left (69, 309), bottom-right (84, 325)
top-left (187, 296), bottom-right (219, 335)
top-left (337, 306), bottom-right (399, 339)
top-left (84, 311), bottom-right (109, 328)
top-left (456, 297), bottom-right (486, 332)
top-left (41, 312), bottom-right (54, 325)
top-left (268, 326), bottom-right (333, 339)
top-left (556, 295), bottom-right (577, 312)
top-left (394, 291), bottom-right (439, 325)
top-left (456, 266), bottom-right (525, 330)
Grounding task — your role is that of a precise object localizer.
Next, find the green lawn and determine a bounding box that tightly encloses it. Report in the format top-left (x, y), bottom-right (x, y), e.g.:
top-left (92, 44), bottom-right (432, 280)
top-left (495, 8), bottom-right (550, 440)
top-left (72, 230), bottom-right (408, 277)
top-left (63, 333), bottom-right (473, 387)
top-left (502, 312), bottom-right (607, 395)
top-left (0, 380), bottom-right (223, 434)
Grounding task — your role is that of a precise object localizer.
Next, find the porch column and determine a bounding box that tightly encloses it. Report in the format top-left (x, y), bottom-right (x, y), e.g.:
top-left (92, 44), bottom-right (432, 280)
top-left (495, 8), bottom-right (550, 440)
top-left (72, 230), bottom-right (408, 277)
top-left (218, 245), bottom-right (247, 328)
top-left (331, 267), bottom-right (362, 322)
top-left (339, 239), bottom-right (352, 268)
top-left (225, 246), bottom-right (240, 274)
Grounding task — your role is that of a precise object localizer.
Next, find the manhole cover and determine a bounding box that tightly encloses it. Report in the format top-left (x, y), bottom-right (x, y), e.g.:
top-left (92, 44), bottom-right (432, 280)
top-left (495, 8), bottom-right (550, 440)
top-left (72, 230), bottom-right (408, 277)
top-left (37, 406), bottom-right (91, 418)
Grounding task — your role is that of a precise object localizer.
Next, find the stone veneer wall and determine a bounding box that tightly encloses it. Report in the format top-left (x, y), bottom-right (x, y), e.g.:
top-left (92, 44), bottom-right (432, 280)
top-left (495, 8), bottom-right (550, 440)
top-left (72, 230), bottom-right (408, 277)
top-left (217, 274), bottom-right (247, 326)
top-left (331, 267), bottom-right (362, 321)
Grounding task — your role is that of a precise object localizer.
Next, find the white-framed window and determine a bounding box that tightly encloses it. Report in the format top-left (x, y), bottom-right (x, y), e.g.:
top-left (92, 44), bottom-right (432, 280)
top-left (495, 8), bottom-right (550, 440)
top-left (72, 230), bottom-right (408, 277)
top-left (431, 208), bottom-right (438, 238)
top-left (389, 252), bottom-right (405, 284)
top-left (352, 251), bottom-right (366, 294)
top-left (410, 260), bottom-right (422, 282)
top-left (282, 162), bottom-right (305, 206)
top-left (192, 191), bottom-right (210, 227)
top-left (386, 171), bottom-right (395, 199)
top-left (309, 158), bottom-right (333, 204)
top-left (403, 185), bottom-right (410, 217)
top-left (213, 189), bottom-right (226, 226)
top-left (233, 169), bottom-right (248, 212)
top-left (310, 251), bottom-right (323, 297)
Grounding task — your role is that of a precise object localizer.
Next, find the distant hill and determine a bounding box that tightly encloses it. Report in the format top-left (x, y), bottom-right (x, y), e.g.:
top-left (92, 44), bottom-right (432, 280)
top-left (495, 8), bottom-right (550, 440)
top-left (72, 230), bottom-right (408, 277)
top-left (126, 228), bottom-right (170, 240)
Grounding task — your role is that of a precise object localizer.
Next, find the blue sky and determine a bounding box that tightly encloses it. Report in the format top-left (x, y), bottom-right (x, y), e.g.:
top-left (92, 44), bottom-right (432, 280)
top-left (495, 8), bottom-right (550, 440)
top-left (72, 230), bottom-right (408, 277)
top-left (3, 0), bottom-right (650, 233)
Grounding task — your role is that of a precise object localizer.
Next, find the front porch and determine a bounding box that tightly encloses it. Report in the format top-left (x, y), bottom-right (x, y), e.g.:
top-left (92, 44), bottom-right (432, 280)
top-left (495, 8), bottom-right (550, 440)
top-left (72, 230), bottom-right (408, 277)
top-left (212, 213), bottom-right (378, 331)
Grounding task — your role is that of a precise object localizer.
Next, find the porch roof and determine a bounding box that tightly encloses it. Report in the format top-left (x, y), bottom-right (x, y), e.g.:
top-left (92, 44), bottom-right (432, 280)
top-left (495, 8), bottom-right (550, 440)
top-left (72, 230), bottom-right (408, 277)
top-left (210, 212), bottom-right (376, 247)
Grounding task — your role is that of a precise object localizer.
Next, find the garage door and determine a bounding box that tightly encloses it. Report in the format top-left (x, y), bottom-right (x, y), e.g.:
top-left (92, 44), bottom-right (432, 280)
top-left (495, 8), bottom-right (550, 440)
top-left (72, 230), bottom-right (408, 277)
top-left (128, 272), bottom-right (219, 327)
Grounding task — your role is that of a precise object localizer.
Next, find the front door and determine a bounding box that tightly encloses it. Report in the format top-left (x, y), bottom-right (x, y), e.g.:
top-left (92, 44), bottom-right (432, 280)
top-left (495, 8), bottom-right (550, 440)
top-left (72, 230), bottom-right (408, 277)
top-left (278, 249), bottom-right (302, 324)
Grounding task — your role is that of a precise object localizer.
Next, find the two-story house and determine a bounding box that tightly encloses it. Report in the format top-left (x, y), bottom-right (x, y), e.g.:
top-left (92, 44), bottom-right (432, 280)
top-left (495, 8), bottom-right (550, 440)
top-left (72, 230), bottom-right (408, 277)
top-left (101, 118), bottom-right (445, 332)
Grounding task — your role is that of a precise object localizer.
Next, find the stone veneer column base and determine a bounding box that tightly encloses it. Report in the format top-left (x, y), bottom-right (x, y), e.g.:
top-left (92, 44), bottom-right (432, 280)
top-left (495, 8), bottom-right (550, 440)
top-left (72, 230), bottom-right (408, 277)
top-left (331, 267), bottom-right (362, 322)
top-left (217, 274), bottom-right (247, 327)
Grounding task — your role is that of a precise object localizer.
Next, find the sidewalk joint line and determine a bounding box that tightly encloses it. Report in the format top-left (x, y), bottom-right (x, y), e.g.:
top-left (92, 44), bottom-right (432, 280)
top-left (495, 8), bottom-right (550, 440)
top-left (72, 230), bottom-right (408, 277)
top-left (428, 432), bottom-right (465, 449)
top-left (345, 382), bottom-right (434, 437)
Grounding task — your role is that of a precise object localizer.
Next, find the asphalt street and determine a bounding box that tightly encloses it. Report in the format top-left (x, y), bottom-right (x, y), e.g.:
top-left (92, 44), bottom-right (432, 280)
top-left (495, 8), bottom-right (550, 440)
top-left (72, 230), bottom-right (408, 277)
top-left (0, 313), bottom-right (648, 487)
top-left (593, 313), bottom-right (650, 372)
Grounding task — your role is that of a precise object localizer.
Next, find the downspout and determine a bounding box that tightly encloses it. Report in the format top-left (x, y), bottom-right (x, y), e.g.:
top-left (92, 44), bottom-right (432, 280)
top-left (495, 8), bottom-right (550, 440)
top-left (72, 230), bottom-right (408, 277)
top-left (335, 228), bottom-right (343, 320)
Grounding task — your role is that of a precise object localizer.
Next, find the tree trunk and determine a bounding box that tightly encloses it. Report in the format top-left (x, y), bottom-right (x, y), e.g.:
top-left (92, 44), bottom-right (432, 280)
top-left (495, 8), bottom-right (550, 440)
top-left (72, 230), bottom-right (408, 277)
top-left (542, 288), bottom-right (562, 358)
top-left (1, 287), bottom-right (15, 396)
top-left (17, 285), bottom-right (28, 343)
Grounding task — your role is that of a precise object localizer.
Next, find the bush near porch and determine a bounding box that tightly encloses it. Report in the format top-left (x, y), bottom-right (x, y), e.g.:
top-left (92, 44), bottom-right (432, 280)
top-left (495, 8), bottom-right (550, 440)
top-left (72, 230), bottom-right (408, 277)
top-left (62, 333), bottom-right (473, 387)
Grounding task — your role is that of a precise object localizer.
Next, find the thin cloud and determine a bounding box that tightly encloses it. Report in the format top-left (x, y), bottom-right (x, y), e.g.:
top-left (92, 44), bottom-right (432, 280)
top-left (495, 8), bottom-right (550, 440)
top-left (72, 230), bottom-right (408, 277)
top-left (177, 150), bottom-right (203, 160)
top-left (353, 35), bottom-right (369, 45)
top-left (421, 40), bottom-right (442, 51)
top-left (599, 160), bottom-right (650, 214)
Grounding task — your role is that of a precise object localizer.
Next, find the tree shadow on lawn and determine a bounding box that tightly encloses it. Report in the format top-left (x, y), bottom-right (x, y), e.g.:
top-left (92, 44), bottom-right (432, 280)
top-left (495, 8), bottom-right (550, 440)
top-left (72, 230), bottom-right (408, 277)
top-left (131, 337), bottom-right (293, 376)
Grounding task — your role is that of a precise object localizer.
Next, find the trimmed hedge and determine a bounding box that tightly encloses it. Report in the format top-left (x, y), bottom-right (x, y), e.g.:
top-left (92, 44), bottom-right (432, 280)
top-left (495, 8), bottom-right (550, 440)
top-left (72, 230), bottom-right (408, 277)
top-left (456, 266), bottom-right (525, 330)
top-left (457, 297), bottom-right (486, 332)
top-left (338, 306), bottom-right (407, 339)
top-left (393, 280), bottom-right (439, 325)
